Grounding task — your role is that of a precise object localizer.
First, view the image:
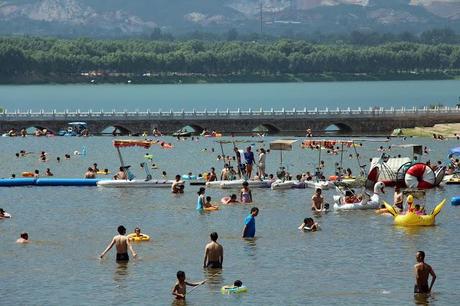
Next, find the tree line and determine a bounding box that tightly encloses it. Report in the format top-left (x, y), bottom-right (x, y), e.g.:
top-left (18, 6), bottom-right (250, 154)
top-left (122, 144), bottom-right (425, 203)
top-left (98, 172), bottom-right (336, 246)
top-left (1, 37), bottom-right (460, 78)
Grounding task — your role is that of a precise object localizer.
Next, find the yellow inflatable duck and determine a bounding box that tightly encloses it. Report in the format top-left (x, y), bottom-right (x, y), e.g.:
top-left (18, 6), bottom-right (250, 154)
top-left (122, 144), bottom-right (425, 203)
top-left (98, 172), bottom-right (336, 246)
top-left (384, 195), bottom-right (445, 226)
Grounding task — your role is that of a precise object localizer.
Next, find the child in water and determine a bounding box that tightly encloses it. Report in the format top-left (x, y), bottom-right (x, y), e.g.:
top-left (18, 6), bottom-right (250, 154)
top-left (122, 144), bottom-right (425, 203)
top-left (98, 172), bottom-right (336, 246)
top-left (222, 280), bottom-right (244, 292)
top-left (222, 194), bottom-right (239, 204)
top-left (172, 271), bottom-right (206, 300)
top-left (204, 196), bottom-right (219, 210)
top-left (240, 181), bottom-right (252, 203)
top-left (298, 218), bottom-right (320, 232)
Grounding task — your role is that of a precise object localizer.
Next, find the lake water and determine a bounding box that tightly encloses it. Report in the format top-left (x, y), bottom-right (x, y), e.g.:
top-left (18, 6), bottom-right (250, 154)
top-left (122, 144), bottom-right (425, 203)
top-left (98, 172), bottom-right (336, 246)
top-left (0, 80), bottom-right (459, 111)
top-left (1, 135), bottom-right (460, 305)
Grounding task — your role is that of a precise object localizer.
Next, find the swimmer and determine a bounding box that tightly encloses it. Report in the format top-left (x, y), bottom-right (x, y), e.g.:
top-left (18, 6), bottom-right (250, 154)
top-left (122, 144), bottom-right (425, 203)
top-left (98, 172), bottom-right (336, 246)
top-left (113, 167), bottom-right (127, 180)
top-left (172, 271), bottom-right (206, 300)
top-left (311, 188), bottom-right (324, 212)
top-left (222, 280), bottom-right (244, 291)
top-left (414, 251), bottom-right (436, 294)
top-left (85, 167), bottom-right (96, 179)
top-left (102, 168), bottom-right (109, 175)
top-left (33, 170), bottom-right (39, 178)
top-left (203, 232), bottom-right (223, 269)
top-left (99, 225), bottom-right (137, 262)
top-left (64, 154), bottom-right (71, 160)
top-left (0, 208), bottom-right (11, 219)
top-left (298, 217), bottom-right (320, 232)
top-left (204, 196), bottom-right (218, 209)
top-left (39, 151), bottom-right (47, 162)
top-left (240, 181), bottom-right (252, 203)
top-left (162, 171), bottom-right (167, 179)
top-left (45, 168), bottom-right (53, 176)
top-left (222, 194), bottom-right (239, 204)
top-left (16, 232), bottom-right (29, 243)
top-left (171, 175), bottom-right (184, 194)
top-left (129, 227), bottom-right (147, 241)
top-left (56, 157), bottom-right (61, 163)
top-left (207, 167), bottom-right (217, 182)
top-left (92, 163), bottom-right (99, 173)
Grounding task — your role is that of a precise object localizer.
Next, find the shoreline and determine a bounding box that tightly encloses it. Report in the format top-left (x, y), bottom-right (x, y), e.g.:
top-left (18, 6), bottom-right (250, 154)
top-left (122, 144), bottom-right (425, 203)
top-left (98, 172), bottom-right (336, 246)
top-left (394, 123), bottom-right (460, 138)
top-left (1, 71), bottom-right (458, 85)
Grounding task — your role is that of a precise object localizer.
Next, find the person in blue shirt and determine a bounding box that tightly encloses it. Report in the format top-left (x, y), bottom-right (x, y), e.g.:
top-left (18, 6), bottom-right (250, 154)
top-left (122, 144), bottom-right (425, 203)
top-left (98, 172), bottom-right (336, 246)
top-left (243, 146), bottom-right (255, 179)
top-left (242, 207), bottom-right (259, 238)
top-left (196, 187), bottom-right (206, 210)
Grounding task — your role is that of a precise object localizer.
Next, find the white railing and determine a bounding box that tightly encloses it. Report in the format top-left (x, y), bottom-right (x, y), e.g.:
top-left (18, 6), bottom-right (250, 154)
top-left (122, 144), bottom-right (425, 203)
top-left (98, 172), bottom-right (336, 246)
top-left (0, 106), bottom-right (458, 120)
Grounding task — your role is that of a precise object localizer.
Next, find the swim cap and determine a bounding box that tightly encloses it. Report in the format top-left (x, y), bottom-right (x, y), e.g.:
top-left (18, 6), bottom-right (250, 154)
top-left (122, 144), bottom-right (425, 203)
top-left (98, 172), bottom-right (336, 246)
top-left (407, 195), bottom-right (414, 203)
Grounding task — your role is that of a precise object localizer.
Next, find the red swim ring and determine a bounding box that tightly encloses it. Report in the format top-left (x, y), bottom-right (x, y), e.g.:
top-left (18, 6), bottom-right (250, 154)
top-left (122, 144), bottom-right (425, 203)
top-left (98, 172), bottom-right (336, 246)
top-left (404, 163), bottom-right (435, 189)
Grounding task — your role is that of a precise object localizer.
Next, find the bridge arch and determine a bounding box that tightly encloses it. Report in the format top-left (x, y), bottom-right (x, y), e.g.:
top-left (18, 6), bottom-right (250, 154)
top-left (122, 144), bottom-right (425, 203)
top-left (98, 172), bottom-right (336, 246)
top-left (100, 124), bottom-right (132, 136)
top-left (323, 123), bottom-right (353, 134)
top-left (252, 124), bottom-right (280, 134)
top-left (179, 124), bottom-right (205, 134)
top-left (22, 125), bottom-right (56, 135)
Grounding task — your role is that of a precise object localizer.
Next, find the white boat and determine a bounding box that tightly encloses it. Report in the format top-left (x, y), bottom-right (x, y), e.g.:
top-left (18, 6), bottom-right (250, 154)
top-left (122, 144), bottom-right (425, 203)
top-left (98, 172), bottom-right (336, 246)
top-left (97, 179), bottom-right (174, 188)
top-left (206, 179), bottom-right (271, 189)
top-left (333, 182), bottom-right (384, 210)
top-left (271, 180), bottom-right (297, 190)
top-left (305, 180), bottom-right (333, 190)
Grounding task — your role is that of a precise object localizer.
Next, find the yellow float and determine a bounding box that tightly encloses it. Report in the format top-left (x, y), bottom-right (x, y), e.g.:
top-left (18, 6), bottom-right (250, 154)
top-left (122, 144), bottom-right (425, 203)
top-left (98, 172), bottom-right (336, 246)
top-left (204, 206), bottom-right (219, 212)
top-left (22, 172), bottom-right (34, 177)
top-left (97, 171), bottom-right (111, 175)
top-left (127, 233), bottom-right (150, 242)
top-left (383, 199), bottom-right (445, 226)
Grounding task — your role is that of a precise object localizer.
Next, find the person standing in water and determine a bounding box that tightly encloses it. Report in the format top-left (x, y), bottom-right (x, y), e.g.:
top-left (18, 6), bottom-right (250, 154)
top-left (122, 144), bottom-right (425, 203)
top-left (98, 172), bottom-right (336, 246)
top-left (172, 271), bottom-right (206, 300)
top-left (414, 251), bottom-right (436, 294)
top-left (196, 187), bottom-right (206, 210)
top-left (244, 146), bottom-right (255, 179)
top-left (240, 181), bottom-right (252, 203)
top-left (99, 225), bottom-right (137, 262)
top-left (203, 232), bottom-right (223, 269)
top-left (311, 188), bottom-right (324, 212)
top-left (242, 207), bottom-right (259, 238)
top-left (258, 148), bottom-right (266, 179)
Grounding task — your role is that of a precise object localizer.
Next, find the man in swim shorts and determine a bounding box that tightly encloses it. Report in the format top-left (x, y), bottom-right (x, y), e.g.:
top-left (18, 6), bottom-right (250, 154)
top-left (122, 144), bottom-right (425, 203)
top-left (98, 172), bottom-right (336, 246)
top-left (100, 225), bottom-right (137, 262)
top-left (414, 251), bottom-right (436, 294)
top-left (203, 232), bottom-right (223, 269)
top-left (311, 188), bottom-right (324, 212)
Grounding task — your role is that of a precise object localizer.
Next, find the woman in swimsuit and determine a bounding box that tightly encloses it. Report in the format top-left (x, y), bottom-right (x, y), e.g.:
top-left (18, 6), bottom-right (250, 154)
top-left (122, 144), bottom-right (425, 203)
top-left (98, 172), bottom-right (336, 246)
top-left (240, 181), bottom-right (252, 203)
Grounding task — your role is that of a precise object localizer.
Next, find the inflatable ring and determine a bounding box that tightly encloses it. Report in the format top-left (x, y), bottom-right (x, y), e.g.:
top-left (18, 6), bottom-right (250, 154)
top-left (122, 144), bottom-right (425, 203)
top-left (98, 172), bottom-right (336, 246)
top-left (204, 206), bottom-right (219, 211)
top-left (127, 233), bottom-right (150, 242)
top-left (97, 171), bottom-right (111, 175)
top-left (22, 172), bottom-right (34, 177)
top-left (221, 286), bottom-right (247, 294)
top-left (404, 163), bottom-right (435, 189)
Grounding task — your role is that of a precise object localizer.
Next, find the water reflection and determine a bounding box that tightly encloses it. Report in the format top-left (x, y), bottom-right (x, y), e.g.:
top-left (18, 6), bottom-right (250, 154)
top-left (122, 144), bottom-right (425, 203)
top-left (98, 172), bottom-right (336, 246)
top-left (113, 261), bottom-right (130, 286)
top-left (413, 292), bottom-right (430, 305)
top-left (203, 268), bottom-right (223, 292)
top-left (242, 237), bottom-right (257, 260)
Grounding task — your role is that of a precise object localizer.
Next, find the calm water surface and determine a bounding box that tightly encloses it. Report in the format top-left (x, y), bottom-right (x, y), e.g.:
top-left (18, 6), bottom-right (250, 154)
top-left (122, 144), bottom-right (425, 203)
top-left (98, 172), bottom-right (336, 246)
top-left (0, 80), bottom-right (459, 111)
top-left (1, 135), bottom-right (460, 305)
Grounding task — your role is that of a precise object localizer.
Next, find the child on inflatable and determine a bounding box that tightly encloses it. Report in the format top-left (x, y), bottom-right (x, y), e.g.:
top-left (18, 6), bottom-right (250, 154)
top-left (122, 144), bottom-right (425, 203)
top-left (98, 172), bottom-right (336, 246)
top-left (204, 196), bottom-right (218, 210)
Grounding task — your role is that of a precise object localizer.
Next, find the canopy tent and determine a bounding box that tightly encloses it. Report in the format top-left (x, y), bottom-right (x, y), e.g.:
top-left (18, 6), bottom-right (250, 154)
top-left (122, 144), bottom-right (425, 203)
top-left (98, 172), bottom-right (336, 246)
top-left (269, 139), bottom-right (298, 151)
top-left (448, 147), bottom-right (460, 157)
top-left (113, 139), bottom-right (158, 149)
top-left (270, 139), bottom-right (298, 168)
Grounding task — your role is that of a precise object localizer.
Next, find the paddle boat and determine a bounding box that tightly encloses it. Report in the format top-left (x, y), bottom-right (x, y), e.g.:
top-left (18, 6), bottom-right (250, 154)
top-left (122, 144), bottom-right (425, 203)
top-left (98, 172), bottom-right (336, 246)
top-left (58, 122), bottom-right (88, 136)
top-left (97, 140), bottom-right (174, 188)
top-left (333, 182), bottom-right (385, 210)
top-left (384, 200), bottom-right (445, 226)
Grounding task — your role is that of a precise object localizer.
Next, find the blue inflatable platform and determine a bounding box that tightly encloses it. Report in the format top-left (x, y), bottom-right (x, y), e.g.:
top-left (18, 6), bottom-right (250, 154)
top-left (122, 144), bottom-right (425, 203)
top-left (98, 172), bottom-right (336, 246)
top-left (0, 178), bottom-right (103, 187)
